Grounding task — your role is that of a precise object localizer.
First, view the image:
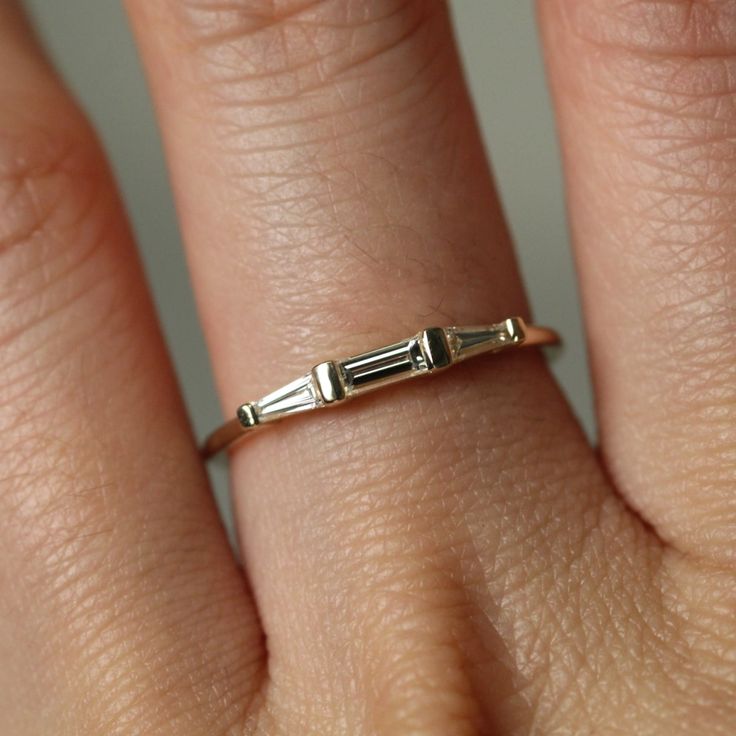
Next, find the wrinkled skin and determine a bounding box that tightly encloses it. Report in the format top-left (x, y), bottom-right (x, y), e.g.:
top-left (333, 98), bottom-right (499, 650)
top-left (0, 1), bottom-right (735, 734)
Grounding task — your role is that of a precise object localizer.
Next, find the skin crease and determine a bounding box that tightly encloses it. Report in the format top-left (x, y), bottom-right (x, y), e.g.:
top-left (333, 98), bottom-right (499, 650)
top-left (0, 0), bottom-right (733, 734)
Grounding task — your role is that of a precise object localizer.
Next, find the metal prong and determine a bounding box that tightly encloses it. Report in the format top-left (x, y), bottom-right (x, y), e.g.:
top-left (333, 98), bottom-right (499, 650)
top-left (237, 402), bottom-right (260, 428)
top-left (420, 327), bottom-right (453, 371)
top-left (504, 316), bottom-right (526, 344)
top-left (311, 361), bottom-right (346, 404)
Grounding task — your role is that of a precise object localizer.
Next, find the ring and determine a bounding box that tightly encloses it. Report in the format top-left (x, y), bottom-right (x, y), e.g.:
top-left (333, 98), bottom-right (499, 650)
top-left (202, 317), bottom-right (559, 459)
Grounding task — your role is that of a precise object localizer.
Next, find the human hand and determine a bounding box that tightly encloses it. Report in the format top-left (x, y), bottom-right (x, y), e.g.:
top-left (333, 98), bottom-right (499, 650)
top-left (1, 1), bottom-right (734, 733)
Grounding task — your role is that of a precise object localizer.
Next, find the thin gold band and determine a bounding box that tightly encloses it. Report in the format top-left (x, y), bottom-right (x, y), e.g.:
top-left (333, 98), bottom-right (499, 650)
top-left (202, 317), bottom-right (559, 459)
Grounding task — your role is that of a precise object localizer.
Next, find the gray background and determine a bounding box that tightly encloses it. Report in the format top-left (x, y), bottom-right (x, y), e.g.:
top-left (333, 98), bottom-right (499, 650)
top-left (23, 1), bottom-right (594, 522)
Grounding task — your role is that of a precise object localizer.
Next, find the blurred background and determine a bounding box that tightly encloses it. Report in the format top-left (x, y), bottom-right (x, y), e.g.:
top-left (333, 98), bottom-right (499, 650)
top-left (23, 1), bottom-right (594, 528)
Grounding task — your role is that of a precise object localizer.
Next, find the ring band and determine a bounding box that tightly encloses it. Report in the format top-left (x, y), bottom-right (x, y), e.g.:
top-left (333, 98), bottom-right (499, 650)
top-left (202, 316), bottom-right (559, 459)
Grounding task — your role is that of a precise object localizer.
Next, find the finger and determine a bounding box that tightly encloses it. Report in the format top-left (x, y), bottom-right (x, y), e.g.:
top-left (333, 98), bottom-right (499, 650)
top-left (0, 5), bottom-right (261, 732)
top-left (127, 1), bottom-right (669, 731)
top-left (538, 0), bottom-right (736, 564)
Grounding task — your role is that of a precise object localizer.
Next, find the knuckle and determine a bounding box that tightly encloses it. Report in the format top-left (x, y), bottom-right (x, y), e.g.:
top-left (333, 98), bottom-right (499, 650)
top-left (591, 56), bottom-right (736, 151)
top-left (562, 0), bottom-right (736, 58)
top-left (0, 113), bottom-right (140, 489)
top-left (0, 116), bottom-right (99, 257)
top-left (176, 0), bottom-right (434, 67)
top-left (556, 1), bottom-right (736, 132)
top-left (0, 112), bottom-right (123, 360)
top-left (558, 0), bottom-right (736, 117)
top-left (167, 0), bottom-right (450, 111)
top-left (556, 7), bottom-right (736, 265)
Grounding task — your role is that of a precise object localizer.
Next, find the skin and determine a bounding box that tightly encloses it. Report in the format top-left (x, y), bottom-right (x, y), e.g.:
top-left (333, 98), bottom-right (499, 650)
top-left (0, 0), bottom-right (734, 733)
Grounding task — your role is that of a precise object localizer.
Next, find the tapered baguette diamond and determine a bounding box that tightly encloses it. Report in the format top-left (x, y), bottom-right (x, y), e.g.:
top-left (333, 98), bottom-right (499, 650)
top-left (250, 373), bottom-right (320, 423)
top-left (448, 317), bottom-right (524, 362)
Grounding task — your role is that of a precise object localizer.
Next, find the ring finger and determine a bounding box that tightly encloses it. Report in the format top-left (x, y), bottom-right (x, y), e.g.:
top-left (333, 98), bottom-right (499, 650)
top-left (126, 1), bottom-right (655, 732)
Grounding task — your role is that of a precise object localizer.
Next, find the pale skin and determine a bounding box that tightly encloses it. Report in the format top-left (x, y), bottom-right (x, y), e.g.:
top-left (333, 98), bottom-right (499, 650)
top-left (0, 0), bottom-right (734, 733)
